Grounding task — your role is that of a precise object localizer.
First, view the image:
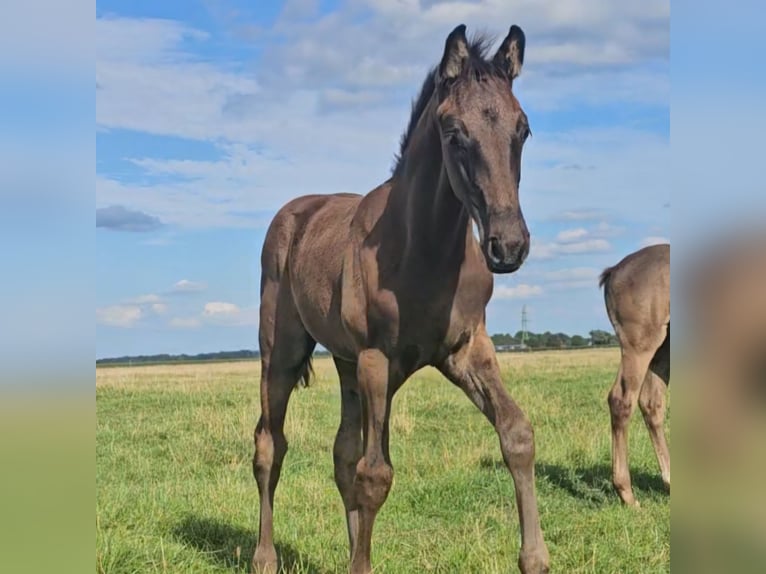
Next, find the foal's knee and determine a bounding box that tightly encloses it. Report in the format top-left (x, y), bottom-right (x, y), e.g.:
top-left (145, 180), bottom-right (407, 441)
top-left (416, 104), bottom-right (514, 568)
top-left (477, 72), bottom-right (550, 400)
top-left (354, 457), bottom-right (393, 511)
top-left (253, 425), bottom-right (287, 479)
top-left (253, 426), bottom-right (273, 479)
top-left (498, 416), bottom-right (536, 468)
top-left (608, 389), bottom-right (634, 426)
top-left (333, 430), bottom-right (362, 499)
top-left (638, 393), bottom-right (663, 424)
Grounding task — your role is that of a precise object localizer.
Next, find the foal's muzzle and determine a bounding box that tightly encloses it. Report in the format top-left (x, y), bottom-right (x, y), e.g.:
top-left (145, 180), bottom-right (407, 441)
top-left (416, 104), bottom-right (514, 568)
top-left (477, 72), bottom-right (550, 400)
top-left (483, 213), bottom-right (530, 274)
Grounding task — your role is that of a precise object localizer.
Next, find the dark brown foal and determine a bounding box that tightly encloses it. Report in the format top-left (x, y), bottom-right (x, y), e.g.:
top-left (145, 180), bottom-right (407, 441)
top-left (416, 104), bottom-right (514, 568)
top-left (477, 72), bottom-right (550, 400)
top-left (253, 24), bottom-right (549, 574)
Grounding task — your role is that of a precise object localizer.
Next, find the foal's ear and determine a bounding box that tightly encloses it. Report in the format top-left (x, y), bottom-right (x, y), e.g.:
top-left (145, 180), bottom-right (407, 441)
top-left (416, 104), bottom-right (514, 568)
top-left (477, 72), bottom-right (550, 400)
top-left (493, 25), bottom-right (525, 80)
top-left (438, 24), bottom-right (469, 82)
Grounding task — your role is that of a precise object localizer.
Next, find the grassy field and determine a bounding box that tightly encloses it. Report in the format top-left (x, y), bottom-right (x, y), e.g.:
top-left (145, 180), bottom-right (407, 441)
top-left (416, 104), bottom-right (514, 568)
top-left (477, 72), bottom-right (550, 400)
top-left (96, 348), bottom-right (670, 573)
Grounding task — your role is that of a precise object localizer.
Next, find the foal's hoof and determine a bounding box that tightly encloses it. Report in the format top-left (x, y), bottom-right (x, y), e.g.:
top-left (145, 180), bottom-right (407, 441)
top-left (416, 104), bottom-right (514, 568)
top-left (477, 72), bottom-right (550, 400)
top-left (252, 546), bottom-right (278, 574)
top-left (614, 485), bottom-right (640, 508)
top-left (621, 495), bottom-right (641, 508)
top-left (519, 547), bottom-right (550, 574)
top-left (620, 497), bottom-right (641, 508)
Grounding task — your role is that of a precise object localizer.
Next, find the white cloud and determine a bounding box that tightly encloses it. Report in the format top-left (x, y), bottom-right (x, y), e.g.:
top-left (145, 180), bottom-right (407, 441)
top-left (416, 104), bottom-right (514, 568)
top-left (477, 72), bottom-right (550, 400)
top-left (97, 18), bottom-right (260, 142)
top-left (101, 293), bottom-right (168, 323)
top-left (97, 140), bottom-right (385, 228)
top-left (553, 209), bottom-right (606, 221)
top-left (171, 279), bottom-right (206, 293)
top-left (262, 0), bottom-right (668, 91)
top-left (542, 267), bottom-right (600, 281)
top-left (96, 17), bottom-right (209, 64)
top-left (640, 236), bottom-right (670, 247)
top-left (556, 222), bottom-right (624, 243)
top-left (130, 293), bottom-right (162, 304)
top-left (557, 239), bottom-right (611, 254)
top-left (493, 284), bottom-right (544, 300)
top-left (96, 11), bottom-right (669, 228)
top-left (151, 303), bottom-right (168, 315)
top-left (169, 317), bottom-right (201, 329)
top-left (556, 228), bottom-right (589, 243)
top-left (538, 267), bottom-right (601, 290)
top-left (97, 305), bottom-right (142, 328)
top-left (318, 88), bottom-right (386, 112)
top-left (530, 242), bottom-right (556, 260)
top-left (531, 238), bottom-right (611, 260)
top-left (203, 301), bottom-right (240, 317)
top-left (126, 293), bottom-right (168, 315)
top-left (592, 221), bottom-right (625, 238)
top-left (99, 294), bottom-right (258, 331)
top-left (202, 301), bottom-right (258, 326)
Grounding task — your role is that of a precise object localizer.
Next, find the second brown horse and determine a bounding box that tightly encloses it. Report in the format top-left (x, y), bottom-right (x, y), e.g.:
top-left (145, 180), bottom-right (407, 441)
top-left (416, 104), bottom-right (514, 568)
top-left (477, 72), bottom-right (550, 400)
top-left (600, 243), bottom-right (670, 507)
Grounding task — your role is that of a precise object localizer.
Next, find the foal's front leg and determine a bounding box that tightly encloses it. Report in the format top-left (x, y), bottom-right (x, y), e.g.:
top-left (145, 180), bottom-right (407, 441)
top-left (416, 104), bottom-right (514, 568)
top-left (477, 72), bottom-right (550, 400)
top-left (350, 349), bottom-right (397, 574)
top-left (439, 328), bottom-right (549, 574)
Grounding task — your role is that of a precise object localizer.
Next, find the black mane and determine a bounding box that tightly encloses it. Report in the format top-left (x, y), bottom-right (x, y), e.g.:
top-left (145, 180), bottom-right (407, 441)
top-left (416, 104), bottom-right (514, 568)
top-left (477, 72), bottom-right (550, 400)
top-left (392, 33), bottom-right (504, 174)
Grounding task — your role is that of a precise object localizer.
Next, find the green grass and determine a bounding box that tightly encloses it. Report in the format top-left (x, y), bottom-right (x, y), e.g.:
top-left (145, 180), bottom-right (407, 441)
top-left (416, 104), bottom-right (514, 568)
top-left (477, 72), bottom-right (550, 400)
top-left (96, 349), bottom-right (670, 573)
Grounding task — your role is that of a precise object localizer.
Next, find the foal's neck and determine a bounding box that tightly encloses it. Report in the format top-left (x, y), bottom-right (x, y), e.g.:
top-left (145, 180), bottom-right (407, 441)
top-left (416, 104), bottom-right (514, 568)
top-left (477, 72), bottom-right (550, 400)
top-left (394, 107), bottom-right (471, 261)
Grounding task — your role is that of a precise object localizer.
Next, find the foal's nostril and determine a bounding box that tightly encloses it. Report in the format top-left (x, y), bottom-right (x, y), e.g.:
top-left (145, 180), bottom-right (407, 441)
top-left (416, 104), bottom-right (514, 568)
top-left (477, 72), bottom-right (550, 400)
top-left (488, 237), bottom-right (504, 262)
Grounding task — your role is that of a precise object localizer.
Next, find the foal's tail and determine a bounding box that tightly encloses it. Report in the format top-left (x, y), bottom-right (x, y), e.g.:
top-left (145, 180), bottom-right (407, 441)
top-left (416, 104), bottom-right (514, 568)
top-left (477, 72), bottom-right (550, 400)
top-left (259, 201), bottom-right (317, 389)
top-left (599, 265), bottom-right (619, 330)
top-left (298, 355), bottom-right (314, 388)
top-left (599, 265), bottom-right (614, 290)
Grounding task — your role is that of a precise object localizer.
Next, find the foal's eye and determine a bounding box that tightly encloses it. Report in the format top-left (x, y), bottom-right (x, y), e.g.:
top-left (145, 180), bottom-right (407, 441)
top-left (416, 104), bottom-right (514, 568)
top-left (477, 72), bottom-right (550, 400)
top-left (512, 126), bottom-right (530, 148)
top-left (445, 131), bottom-right (462, 146)
top-left (521, 125), bottom-right (531, 141)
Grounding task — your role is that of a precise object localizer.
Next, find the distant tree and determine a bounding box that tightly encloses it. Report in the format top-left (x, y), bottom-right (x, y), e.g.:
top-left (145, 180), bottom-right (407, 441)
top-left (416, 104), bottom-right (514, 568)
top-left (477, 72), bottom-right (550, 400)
top-left (526, 333), bottom-right (543, 348)
top-left (589, 329), bottom-right (617, 346)
top-left (99, 326), bottom-right (627, 368)
top-left (96, 349), bottom-right (261, 366)
top-left (570, 335), bottom-right (587, 347)
top-left (491, 333), bottom-right (518, 346)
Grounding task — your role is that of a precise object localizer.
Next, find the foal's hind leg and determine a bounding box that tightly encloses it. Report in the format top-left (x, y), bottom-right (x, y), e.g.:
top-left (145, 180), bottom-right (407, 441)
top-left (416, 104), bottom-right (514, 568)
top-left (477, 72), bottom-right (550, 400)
top-left (332, 357), bottom-right (363, 559)
top-left (439, 328), bottom-right (549, 574)
top-left (252, 287), bottom-right (316, 573)
top-left (608, 324), bottom-right (665, 506)
top-left (639, 331), bottom-right (670, 492)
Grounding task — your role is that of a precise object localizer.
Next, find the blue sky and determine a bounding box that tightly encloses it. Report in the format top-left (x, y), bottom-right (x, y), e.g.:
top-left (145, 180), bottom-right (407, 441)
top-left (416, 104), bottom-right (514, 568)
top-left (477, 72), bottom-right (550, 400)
top-left (96, 0), bottom-right (670, 358)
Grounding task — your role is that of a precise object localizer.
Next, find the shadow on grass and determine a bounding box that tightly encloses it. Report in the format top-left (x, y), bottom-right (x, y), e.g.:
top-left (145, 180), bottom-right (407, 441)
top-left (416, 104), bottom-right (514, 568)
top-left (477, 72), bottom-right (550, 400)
top-left (172, 515), bottom-right (328, 573)
top-left (479, 457), bottom-right (667, 506)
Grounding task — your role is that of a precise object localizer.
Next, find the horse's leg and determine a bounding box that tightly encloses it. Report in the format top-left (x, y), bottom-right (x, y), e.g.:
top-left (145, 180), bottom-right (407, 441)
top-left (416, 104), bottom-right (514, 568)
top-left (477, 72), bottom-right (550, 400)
top-left (608, 333), bottom-right (658, 506)
top-left (332, 357), bottom-right (363, 559)
top-left (349, 349), bottom-right (397, 574)
top-left (639, 330), bottom-right (670, 492)
top-left (252, 281), bottom-right (316, 573)
top-left (439, 328), bottom-right (549, 574)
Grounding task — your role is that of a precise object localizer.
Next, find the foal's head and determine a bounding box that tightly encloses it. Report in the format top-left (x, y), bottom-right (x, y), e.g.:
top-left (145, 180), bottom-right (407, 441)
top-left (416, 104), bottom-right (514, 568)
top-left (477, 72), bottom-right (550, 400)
top-left (436, 25), bottom-right (530, 273)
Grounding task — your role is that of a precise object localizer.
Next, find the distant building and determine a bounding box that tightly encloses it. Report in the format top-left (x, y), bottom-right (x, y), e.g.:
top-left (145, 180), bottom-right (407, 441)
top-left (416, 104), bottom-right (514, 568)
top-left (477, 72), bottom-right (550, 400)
top-left (495, 343), bottom-right (528, 352)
